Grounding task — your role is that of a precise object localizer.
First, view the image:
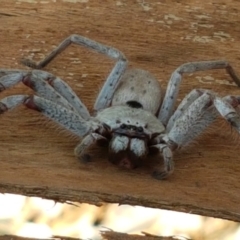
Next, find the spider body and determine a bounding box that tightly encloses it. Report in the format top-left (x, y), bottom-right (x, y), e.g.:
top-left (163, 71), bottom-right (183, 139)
top-left (0, 34), bottom-right (240, 179)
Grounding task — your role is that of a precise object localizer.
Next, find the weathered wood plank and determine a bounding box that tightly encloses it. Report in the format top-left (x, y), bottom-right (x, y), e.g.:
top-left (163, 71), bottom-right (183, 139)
top-left (0, 0), bottom-right (240, 222)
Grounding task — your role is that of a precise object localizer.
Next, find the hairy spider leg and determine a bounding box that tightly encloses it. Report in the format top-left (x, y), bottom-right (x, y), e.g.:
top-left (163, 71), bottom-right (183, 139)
top-left (215, 95), bottom-right (240, 132)
top-left (162, 92), bottom-right (240, 149)
top-left (0, 70), bottom-right (90, 119)
top-left (74, 133), bottom-right (108, 162)
top-left (0, 70), bottom-right (27, 91)
top-left (159, 61), bottom-right (240, 126)
top-left (21, 34), bottom-right (128, 111)
top-left (151, 144), bottom-right (174, 180)
top-left (0, 95), bottom-right (92, 137)
top-left (166, 89), bottom-right (205, 131)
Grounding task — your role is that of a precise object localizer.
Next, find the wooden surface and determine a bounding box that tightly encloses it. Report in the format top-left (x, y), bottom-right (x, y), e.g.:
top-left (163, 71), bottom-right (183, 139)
top-left (0, 0), bottom-right (240, 222)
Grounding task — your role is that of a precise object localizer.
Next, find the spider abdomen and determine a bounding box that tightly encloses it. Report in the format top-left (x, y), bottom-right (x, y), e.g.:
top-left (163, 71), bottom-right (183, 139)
top-left (111, 68), bottom-right (162, 115)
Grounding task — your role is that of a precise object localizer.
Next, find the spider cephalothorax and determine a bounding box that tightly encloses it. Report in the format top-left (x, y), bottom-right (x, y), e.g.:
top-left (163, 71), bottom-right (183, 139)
top-left (0, 34), bottom-right (240, 179)
top-left (95, 105), bottom-right (165, 169)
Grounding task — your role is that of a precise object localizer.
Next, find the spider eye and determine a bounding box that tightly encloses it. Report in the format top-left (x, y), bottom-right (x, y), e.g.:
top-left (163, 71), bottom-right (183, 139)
top-left (138, 126), bottom-right (143, 132)
top-left (120, 123), bottom-right (127, 129)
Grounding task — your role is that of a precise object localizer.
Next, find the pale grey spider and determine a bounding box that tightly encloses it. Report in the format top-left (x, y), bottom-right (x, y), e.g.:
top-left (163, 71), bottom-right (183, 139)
top-left (0, 34), bottom-right (240, 179)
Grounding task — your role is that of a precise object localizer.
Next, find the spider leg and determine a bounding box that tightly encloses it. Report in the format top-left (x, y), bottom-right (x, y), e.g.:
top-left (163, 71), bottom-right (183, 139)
top-left (214, 95), bottom-right (240, 132)
top-left (166, 89), bottom-right (205, 131)
top-left (150, 92), bottom-right (240, 179)
top-left (159, 60), bottom-right (240, 126)
top-left (150, 144), bottom-right (174, 180)
top-left (163, 92), bottom-right (240, 149)
top-left (21, 34), bottom-right (128, 111)
top-left (0, 69), bottom-right (90, 119)
top-left (163, 92), bottom-right (217, 148)
top-left (0, 95), bottom-right (95, 137)
top-left (74, 133), bottom-right (108, 163)
top-left (24, 70), bottom-right (90, 119)
top-left (24, 72), bottom-right (76, 110)
top-left (0, 95), bottom-right (28, 112)
top-left (0, 70), bottom-right (27, 91)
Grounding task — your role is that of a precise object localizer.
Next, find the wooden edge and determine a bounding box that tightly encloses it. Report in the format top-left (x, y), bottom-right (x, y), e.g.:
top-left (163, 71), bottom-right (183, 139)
top-left (1, 183), bottom-right (239, 223)
top-left (100, 230), bottom-right (190, 240)
top-left (0, 233), bottom-right (190, 240)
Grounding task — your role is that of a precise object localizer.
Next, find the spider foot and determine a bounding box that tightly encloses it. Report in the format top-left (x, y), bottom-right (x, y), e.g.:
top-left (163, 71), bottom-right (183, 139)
top-left (21, 58), bottom-right (39, 69)
top-left (152, 170), bottom-right (170, 180)
top-left (0, 102), bottom-right (8, 114)
top-left (78, 154), bottom-right (92, 164)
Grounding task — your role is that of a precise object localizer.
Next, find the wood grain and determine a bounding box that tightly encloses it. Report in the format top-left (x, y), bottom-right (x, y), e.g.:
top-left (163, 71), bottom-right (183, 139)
top-left (0, 0), bottom-right (240, 222)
